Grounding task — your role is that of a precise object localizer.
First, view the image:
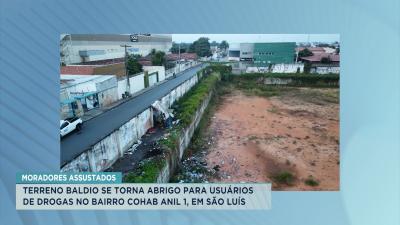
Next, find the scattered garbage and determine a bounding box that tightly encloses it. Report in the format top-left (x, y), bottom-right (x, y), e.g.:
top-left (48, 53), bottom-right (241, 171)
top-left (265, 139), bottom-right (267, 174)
top-left (171, 150), bottom-right (213, 183)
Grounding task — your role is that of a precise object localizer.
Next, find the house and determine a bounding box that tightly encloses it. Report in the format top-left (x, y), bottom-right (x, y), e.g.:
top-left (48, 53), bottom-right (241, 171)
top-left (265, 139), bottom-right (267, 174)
top-left (300, 53), bottom-right (340, 74)
top-left (60, 75), bottom-right (118, 119)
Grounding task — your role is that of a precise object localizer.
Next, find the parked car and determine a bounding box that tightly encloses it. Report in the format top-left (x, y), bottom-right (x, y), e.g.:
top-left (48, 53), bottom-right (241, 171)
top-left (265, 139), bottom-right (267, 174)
top-left (60, 117), bottom-right (83, 138)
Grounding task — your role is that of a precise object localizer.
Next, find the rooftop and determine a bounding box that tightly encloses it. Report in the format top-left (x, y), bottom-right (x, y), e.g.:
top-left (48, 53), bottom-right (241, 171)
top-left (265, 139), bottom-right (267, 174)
top-left (60, 74), bottom-right (115, 88)
top-left (300, 53), bottom-right (340, 63)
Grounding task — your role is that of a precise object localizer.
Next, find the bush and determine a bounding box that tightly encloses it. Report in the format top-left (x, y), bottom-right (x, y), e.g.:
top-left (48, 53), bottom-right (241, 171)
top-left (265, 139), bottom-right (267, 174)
top-left (124, 157), bottom-right (164, 183)
top-left (208, 64), bottom-right (232, 81)
top-left (159, 130), bottom-right (179, 150)
top-left (304, 177), bottom-right (319, 186)
top-left (273, 171), bottom-right (295, 185)
top-left (173, 73), bottom-right (219, 127)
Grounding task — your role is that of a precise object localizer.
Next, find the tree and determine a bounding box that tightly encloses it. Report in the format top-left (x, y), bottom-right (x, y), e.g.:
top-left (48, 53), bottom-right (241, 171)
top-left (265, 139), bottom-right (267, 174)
top-left (170, 42), bottom-right (192, 54)
top-left (335, 47), bottom-right (340, 54)
top-left (317, 43), bottom-right (330, 47)
top-left (210, 41), bottom-right (218, 47)
top-left (127, 54), bottom-right (143, 75)
top-left (191, 37), bottom-right (212, 57)
top-left (151, 50), bottom-right (166, 66)
top-left (219, 40), bottom-right (229, 51)
top-left (303, 61), bottom-right (312, 73)
top-left (298, 48), bottom-right (313, 57)
top-left (188, 43), bottom-right (196, 53)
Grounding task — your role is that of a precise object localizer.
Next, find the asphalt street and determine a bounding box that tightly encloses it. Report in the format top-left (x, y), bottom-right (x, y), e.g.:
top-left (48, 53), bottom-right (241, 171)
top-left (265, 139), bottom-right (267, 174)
top-left (61, 63), bottom-right (207, 166)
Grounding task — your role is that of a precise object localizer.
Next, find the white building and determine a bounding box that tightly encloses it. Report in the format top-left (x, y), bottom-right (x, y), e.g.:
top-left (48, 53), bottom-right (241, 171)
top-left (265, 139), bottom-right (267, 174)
top-left (60, 34), bottom-right (172, 65)
top-left (60, 75), bottom-right (118, 118)
top-left (228, 43), bottom-right (240, 61)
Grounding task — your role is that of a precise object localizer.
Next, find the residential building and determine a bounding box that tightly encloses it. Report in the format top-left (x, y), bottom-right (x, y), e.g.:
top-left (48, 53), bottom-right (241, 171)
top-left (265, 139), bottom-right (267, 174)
top-left (60, 75), bottom-right (118, 119)
top-left (299, 53), bottom-right (340, 74)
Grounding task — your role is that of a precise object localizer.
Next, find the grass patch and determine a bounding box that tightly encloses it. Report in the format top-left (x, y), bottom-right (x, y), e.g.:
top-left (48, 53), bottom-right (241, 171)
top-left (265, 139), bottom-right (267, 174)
top-left (267, 106), bottom-right (279, 114)
top-left (304, 177), bottom-right (319, 186)
top-left (248, 135), bottom-right (258, 141)
top-left (173, 72), bottom-right (220, 127)
top-left (273, 171), bottom-right (295, 185)
top-left (159, 130), bottom-right (179, 150)
top-left (183, 78), bottom-right (228, 157)
top-left (235, 81), bottom-right (283, 97)
top-left (124, 157), bottom-right (165, 183)
top-left (292, 89), bottom-right (339, 105)
top-left (161, 71), bottom-right (221, 153)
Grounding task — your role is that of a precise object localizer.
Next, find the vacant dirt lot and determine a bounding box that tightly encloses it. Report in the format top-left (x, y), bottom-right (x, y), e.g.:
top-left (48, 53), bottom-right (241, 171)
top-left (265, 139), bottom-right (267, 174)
top-left (205, 88), bottom-right (339, 190)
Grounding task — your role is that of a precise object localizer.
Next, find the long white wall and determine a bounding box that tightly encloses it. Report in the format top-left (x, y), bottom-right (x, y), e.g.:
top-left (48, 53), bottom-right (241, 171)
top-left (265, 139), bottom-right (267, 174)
top-left (144, 66), bottom-right (166, 82)
top-left (246, 63), bottom-right (304, 73)
top-left (117, 73), bottom-right (145, 99)
top-left (61, 108), bottom-right (153, 172)
top-left (61, 70), bottom-right (203, 172)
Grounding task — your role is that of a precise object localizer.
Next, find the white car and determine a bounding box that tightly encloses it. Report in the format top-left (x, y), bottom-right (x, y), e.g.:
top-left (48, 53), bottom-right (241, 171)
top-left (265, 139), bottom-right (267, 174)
top-left (60, 117), bottom-right (83, 138)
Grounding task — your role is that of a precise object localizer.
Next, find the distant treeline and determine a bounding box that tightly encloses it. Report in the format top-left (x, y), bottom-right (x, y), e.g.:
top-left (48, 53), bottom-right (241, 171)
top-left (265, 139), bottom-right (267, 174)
top-left (237, 73), bottom-right (339, 87)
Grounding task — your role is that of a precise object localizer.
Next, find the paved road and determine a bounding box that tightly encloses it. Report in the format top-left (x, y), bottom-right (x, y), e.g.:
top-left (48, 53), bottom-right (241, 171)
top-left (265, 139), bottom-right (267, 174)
top-left (61, 63), bottom-right (207, 166)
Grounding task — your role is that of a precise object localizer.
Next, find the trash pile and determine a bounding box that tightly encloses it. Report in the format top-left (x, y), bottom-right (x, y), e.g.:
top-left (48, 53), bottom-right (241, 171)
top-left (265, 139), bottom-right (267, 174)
top-left (173, 151), bottom-right (211, 183)
top-left (124, 140), bottom-right (142, 156)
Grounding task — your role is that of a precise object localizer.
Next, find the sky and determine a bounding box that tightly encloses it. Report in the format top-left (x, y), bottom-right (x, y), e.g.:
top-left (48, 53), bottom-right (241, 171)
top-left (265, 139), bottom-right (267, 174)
top-left (172, 34), bottom-right (340, 44)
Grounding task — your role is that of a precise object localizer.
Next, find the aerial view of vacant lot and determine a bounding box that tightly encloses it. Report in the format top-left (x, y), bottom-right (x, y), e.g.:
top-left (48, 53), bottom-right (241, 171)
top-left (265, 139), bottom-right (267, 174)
top-left (174, 77), bottom-right (339, 191)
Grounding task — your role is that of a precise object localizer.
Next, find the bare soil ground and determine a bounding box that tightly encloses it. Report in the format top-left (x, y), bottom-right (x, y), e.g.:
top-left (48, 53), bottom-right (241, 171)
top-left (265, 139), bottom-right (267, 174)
top-left (205, 88), bottom-right (339, 190)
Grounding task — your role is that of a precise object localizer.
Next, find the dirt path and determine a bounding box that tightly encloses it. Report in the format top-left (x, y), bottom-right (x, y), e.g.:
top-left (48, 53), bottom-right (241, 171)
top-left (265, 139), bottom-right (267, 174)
top-left (205, 89), bottom-right (339, 190)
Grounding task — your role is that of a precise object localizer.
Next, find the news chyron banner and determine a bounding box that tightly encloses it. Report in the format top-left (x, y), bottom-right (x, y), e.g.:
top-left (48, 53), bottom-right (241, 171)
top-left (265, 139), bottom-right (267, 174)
top-left (16, 173), bottom-right (271, 210)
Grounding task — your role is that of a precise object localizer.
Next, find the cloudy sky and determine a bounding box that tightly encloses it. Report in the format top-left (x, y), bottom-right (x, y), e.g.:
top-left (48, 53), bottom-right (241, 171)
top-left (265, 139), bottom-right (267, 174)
top-left (172, 34), bottom-right (339, 44)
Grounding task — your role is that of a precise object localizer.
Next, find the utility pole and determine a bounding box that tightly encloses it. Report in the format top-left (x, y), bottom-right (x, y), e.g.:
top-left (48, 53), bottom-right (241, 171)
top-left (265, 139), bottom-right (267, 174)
top-left (178, 42), bottom-right (181, 73)
top-left (121, 44), bottom-right (131, 96)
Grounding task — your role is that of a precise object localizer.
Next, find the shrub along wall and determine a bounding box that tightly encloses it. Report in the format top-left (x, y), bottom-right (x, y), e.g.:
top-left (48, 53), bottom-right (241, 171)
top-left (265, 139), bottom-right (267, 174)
top-left (172, 74), bottom-right (219, 127)
top-left (124, 69), bottom-right (220, 183)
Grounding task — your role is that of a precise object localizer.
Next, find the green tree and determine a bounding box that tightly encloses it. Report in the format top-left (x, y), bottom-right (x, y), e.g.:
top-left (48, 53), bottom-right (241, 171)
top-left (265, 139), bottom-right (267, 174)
top-left (188, 43), bottom-right (196, 53)
top-left (191, 37), bottom-right (212, 57)
top-left (170, 42), bottom-right (191, 54)
top-left (151, 50), bottom-right (166, 66)
top-left (219, 40), bottom-right (229, 50)
top-left (298, 48), bottom-right (313, 57)
top-left (210, 41), bottom-right (218, 47)
top-left (303, 61), bottom-right (312, 73)
top-left (127, 54), bottom-right (143, 75)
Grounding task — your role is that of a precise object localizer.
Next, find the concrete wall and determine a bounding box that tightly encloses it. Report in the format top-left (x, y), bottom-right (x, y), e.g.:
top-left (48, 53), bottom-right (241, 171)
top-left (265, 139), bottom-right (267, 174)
top-left (262, 77), bottom-right (339, 86)
top-left (156, 91), bottom-right (212, 183)
top-left (117, 73), bottom-right (145, 99)
top-left (98, 87), bottom-right (118, 107)
top-left (313, 66), bottom-right (340, 74)
top-left (263, 77), bottom-right (293, 85)
top-left (61, 70), bottom-right (203, 172)
top-left (246, 63), bottom-right (304, 73)
top-left (129, 73), bottom-right (145, 94)
top-left (272, 63), bottom-right (304, 73)
top-left (149, 73), bottom-right (158, 87)
top-left (159, 75), bottom-right (199, 111)
top-left (144, 66), bottom-right (166, 82)
top-left (61, 108), bottom-right (153, 172)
